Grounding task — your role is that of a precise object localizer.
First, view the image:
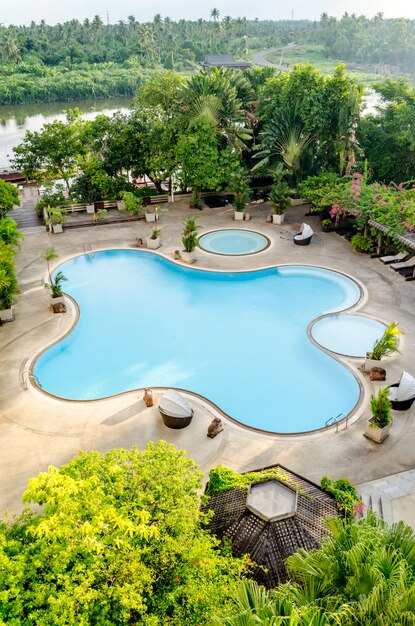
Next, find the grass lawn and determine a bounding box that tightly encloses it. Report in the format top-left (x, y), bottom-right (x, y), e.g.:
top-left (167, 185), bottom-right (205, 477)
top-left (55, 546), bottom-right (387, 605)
top-left (265, 44), bottom-right (408, 87)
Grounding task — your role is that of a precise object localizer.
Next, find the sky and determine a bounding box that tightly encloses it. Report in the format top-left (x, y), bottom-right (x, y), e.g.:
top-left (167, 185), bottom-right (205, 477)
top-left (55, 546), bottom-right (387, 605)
top-left (2, 0), bottom-right (415, 26)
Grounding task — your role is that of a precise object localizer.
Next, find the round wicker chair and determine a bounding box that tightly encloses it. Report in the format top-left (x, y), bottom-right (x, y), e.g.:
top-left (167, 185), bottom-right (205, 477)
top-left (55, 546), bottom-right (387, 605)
top-left (387, 371), bottom-right (415, 411)
top-left (293, 223), bottom-right (314, 246)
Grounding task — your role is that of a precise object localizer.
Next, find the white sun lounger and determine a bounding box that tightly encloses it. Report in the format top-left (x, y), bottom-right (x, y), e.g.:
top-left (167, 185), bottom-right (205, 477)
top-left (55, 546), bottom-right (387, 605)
top-left (380, 252), bottom-right (408, 264)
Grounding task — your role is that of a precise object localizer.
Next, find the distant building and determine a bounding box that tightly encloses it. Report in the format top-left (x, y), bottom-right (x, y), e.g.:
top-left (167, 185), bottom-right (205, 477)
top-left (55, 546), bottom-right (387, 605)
top-left (200, 54), bottom-right (252, 71)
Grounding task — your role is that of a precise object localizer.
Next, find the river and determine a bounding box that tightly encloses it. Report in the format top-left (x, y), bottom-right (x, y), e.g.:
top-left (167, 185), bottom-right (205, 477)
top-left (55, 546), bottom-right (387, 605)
top-left (0, 96), bottom-right (133, 168)
top-left (0, 91), bottom-right (381, 169)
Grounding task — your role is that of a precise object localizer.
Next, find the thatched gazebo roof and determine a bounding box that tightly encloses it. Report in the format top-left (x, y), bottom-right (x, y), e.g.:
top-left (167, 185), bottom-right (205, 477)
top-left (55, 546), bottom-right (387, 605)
top-left (204, 464), bottom-right (339, 588)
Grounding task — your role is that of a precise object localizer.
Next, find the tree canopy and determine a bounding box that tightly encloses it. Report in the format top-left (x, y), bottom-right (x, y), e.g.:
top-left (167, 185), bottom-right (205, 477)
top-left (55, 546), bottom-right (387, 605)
top-left (0, 442), bottom-right (247, 625)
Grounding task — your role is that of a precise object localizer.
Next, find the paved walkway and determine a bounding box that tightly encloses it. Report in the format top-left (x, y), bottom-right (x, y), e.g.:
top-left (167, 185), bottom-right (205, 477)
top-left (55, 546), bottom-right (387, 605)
top-left (359, 470), bottom-right (415, 528)
top-left (1, 201), bottom-right (415, 517)
top-left (9, 185), bottom-right (43, 229)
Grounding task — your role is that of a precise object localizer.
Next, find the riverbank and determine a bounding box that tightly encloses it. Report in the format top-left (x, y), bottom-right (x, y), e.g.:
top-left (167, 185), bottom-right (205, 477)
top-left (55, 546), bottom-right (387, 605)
top-left (0, 65), bottom-right (150, 106)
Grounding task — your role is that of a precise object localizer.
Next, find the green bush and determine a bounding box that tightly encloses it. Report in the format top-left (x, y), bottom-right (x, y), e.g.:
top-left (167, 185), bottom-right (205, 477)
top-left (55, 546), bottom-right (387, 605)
top-left (320, 475), bottom-right (363, 518)
top-left (350, 233), bottom-right (375, 253)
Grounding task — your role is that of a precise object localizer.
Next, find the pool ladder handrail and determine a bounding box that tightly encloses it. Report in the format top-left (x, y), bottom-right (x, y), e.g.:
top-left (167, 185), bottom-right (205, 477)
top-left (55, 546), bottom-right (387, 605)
top-left (325, 411), bottom-right (348, 433)
top-left (83, 242), bottom-right (95, 257)
top-left (21, 368), bottom-right (42, 390)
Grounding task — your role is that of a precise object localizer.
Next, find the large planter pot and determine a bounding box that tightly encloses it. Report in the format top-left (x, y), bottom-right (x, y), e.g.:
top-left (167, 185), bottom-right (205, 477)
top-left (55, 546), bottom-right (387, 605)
top-left (86, 204), bottom-right (95, 214)
top-left (52, 296), bottom-right (65, 306)
top-left (0, 307), bottom-right (14, 322)
top-left (145, 212), bottom-right (157, 223)
top-left (272, 213), bottom-right (285, 225)
top-left (181, 250), bottom-right (196, 264)
top-left (364, 354), bottom-right (382, 372)
top-left (364, 420), bottom-right (391, 443)
top-left (234, 211), bottom-right (244, 221)
top-left (146, 237), bottom-right (160, 250)
top-left (51, 223), bottom-right (63, 234)
top-left (117, 200), bottom-right (125, 211)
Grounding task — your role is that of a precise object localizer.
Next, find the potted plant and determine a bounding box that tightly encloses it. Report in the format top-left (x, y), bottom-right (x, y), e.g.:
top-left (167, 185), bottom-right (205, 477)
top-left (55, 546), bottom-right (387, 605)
top-left (145, 204), bottom-right (162, 223)
top-left (228, 170), bottom-right (251, 221)
top-left (86, 204), bottom-right (95, 214)
top-left (147, 228), bottom-right (161, 250)
top-left (321, 219), bottom-right (334, 233)
top-left (45, 208), bottom-right (67, 234)
top-left (44, 271), bottom-right (68, 305)
top-left (364, 322), bottom-right (403, 372)
top-left (268, 182), bottom-right (291, 224)
top-left (350, 233), bottom-right (375, 254)
top-left (365, 387), bottom-right (393, 443)
top-left (181, 217), bottom-right (199, 263)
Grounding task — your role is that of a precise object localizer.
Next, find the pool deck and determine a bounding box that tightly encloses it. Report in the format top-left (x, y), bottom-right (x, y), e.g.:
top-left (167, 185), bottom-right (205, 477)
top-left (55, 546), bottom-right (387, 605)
top-left (1, 200), bottom-right (415, 520)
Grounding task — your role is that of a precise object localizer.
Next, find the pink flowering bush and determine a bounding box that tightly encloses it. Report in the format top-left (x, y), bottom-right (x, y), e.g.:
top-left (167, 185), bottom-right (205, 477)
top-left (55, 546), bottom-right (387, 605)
top-left (329, 172), bottom-right (415, 242)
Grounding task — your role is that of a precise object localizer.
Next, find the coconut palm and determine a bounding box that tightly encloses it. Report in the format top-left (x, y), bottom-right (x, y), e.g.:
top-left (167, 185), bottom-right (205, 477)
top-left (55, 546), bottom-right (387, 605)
top-left (210, 8), bottom-right (220, 21)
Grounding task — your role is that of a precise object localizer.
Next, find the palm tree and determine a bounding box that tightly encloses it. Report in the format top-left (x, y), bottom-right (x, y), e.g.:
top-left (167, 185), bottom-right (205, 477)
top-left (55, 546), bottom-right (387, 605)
top-left (286, 512), bottom-right (415, 624)
top-left (254, 106), bottom-right (314, 185)
top-left (41, 246), bottom-right (58, 284)
top-left (181, 70), bottom-right (252, 151)
top-left (210, 8), bottom-right (220, 21)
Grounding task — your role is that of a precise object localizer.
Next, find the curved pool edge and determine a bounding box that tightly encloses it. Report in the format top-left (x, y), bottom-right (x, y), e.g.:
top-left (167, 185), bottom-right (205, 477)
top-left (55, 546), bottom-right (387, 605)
top-left (308, 312), bottom-right (390, 359)
top-left (197, 228), bottom-right (272, 256)
top-left (28, 246), bottom-right (369, 436)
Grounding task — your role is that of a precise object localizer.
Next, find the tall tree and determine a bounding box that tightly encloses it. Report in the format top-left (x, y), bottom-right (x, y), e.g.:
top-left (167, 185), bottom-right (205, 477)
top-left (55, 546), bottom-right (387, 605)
top-left (0, 442), bottom-right (247, 625)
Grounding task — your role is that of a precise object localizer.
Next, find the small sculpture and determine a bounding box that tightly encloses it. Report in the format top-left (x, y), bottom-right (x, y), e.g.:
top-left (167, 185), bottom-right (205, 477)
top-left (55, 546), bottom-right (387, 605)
top-left (143, 388), bottom-right (154, 407)
top-left (370, 367), bottom-right (386, 381)
top-left (51, 302), bottom-right (67, 314)
top-left (207, 417), bottom-right (223, 439)
top-left (174, 250), bottom-right (181, 260)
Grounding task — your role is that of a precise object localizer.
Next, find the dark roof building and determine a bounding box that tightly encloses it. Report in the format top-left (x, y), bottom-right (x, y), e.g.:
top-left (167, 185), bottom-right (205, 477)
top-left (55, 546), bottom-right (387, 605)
top-left (200, 54), bottom-right (252, 71)
top-left (204, 464), bottom-right (339, 588)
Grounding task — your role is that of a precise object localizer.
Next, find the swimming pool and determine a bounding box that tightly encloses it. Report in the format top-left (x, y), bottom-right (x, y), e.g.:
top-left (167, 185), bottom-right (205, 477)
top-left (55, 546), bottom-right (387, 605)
top-left (34, 251), bottom-right (362, 433)
top-left (312, 314), bottom-right (386, 358)
top-left (198, 229), bottom-right (269, 255)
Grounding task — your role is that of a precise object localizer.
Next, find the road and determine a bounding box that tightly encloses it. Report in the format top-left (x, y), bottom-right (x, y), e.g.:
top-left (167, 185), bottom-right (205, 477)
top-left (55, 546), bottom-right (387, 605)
top-left (251, 43), bottom-right (295, 69)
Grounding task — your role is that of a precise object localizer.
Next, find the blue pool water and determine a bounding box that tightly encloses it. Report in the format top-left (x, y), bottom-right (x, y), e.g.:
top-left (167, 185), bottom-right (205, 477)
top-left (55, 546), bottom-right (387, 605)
top-left (312, 314), bottom-right (386, 358)
top-left (198, 229), bottom-right (269, 255)
top-left (34, 251), bottom-right (361, 433)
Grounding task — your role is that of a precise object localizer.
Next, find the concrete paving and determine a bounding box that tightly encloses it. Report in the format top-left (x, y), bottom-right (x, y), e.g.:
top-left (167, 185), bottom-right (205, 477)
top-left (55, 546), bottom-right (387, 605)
top-left (359, 469), bottom-right (415, 528)
top-left (1, 200), bottom-right (415, 518)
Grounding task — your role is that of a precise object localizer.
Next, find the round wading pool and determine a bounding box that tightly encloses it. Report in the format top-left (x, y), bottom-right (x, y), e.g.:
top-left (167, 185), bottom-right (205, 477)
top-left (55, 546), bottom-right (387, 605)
top-left (198, 229), bottom-right (270, 255)
top-left (311, 314), bottom-right (386, 357)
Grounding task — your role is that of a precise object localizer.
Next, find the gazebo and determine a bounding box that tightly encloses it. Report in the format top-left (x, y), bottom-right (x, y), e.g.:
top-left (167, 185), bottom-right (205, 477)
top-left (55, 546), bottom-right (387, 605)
top-left (204, 464), bottom-right (339, 588)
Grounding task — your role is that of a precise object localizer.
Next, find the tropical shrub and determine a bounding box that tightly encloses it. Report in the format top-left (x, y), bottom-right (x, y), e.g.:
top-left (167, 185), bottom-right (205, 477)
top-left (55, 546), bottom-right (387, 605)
top-left (44, 270), bottom-right (68, 298)
top-left (120, 191), bottom-right (143, 215)
top-left (350, 233), bottom-right (375, 254)
top-left (0, 179), bottom-right (20, 219)
top-left (217, 513), bottom-right (415, 625)
top-left (206, 465), bottom-right (300, 496)
top-left (370, 387), bottom-right (393, 429)
top-left (34, 183), bottom-right (68, 216)
top-left (0, 242), bottom-right (19, 310)
top-left (228, 169), bottom-right (251, 212)
top-left (0, 443), bottom-right (247, 625)
top-left (368, 322), bottom-right (403, 360)
top-left (297, 173), bottom-right (345, 213)
top-left (268, 182), bottom-right (291, 214)
top-left (182, 217), bottom-right (199, 252)
top-left (320, 476), bottom-right (362, 518)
